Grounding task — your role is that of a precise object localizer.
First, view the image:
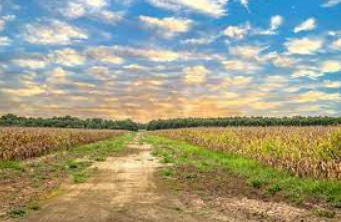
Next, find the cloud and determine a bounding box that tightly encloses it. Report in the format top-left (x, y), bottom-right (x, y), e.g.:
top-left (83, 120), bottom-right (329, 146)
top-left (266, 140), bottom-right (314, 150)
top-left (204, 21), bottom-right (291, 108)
top-left (0, 15), bottom-right (15, 31)
top-left (145, 0), bottom-right (229, 18)
top-left (48, 48), bottom-right (86, 67)
top-left (292, 66), bottom-right (323, 79)
top-left (85, 46), bottom-right (125, 65)
top-left (294, 18), bottom-right (317, 33)
top-left (111, 45), bottom-right (180, 62)
top-left (45, 0), bottom-right (123, 24)
top-left (223, 76), bottom-right (253, 86)
top-left (284, 37), bottom-right (323, 55)
top-left (12, 58), bottom-right (49, 69)
top-left (0, 36), bottom-right (11, 46)
top-left (139, 16), bottom-right (192, 38)
top-left (183, 65), bottom-right (209, 84)
top-left (320, 60), bottom-right (341, 73)
top-left (46, 67), bottom-right (69, 84)
top-left (322, 0), bottom-right (341, 7)
top-left (296, 91), bottom-right (339, 103)
top-left (332, 38), bottom-right (341, 50)
top-left (323, 80), bottom-right (341, 88)
top-left (223, 59), bottom-right (261, 73)
top-left (181, 35), bottom-right (217, 45)
top-left (22, 19), bottom-right (88, 45)
top-left (229, 45), bottom-right (266, 59)
top-left (223, 22), bottom-right (251, 40)
top-left (2, 86), bottom-right (45, 97)
top-left (270, 15), bottom-right (284, 31)
top-left (270, 53), bottom-right (298, 68)
top-left (0, 20), bottom-right (4, 31)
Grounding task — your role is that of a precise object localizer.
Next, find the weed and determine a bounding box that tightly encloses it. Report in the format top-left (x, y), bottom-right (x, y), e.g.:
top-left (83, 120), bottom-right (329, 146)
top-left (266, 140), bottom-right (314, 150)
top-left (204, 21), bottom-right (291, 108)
top-left (312, 208), bottom-right (336, 218)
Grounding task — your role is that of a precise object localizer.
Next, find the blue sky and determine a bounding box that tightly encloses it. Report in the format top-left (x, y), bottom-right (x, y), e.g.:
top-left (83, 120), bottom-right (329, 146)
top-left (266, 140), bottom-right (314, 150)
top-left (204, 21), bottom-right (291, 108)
top-left (0, 0), bottom-right (340, 122)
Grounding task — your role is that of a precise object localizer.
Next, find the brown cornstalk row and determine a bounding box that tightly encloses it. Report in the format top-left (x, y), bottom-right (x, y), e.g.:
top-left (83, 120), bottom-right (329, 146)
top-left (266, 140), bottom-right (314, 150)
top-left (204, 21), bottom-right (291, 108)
top-left (0, 127), bottom-right (126, 160)
top-left (152, 127), bottom-right (341, 180)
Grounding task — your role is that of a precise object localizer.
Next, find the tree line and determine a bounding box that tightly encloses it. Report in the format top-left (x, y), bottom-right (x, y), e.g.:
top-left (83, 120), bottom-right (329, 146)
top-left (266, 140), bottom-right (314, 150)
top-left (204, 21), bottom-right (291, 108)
top-left (0, 114), bottom-right (138, 131)
top-left (146, 116), bottom-right (341, 131)
top-left (1, 114), bottom-right (340, 131)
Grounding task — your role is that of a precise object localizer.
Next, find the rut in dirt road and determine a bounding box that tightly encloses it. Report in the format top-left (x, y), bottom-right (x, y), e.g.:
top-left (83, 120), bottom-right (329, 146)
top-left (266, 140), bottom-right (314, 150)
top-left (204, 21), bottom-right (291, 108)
top-left (22, 134), bottom-right (218, 222)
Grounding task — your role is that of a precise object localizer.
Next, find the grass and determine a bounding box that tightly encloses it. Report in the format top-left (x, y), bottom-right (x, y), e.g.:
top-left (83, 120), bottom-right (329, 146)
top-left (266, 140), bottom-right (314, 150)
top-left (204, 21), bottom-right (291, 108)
top-left (0, 132), bottom-right (135, 218)
top-left (143, 134), bottom-right (341, 209)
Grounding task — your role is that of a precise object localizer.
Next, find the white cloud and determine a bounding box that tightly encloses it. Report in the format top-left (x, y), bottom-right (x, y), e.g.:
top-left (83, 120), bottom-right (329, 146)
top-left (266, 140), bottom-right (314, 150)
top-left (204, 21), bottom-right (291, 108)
top-left (223, 59), bottom-right (261, 73)
top-left (284, 37), bottom-right (323, 55)
top-left (139, 16), bottom-right (192, 38)
top-left (49, 48), bottom-right (86, 67)
top-left (270, 15), bottom-right (283, 31)
top-left (49, 0), bottom-right (123, 24)
top-left (145, 0), bottom-right (229, 18)
top-left (0, 15), bottom-right (15, 31)
top-left (322, 0), bottom-right (341, 7)
top-left (22, 19), bottom-right (88, 45)
top-left (183, 65), bottom-right (209, 84)
top-left (223, 22), bottom-right (251, 40)
top-left (181, 35), bottom-right (217, 45)
top-left (0, 36), bottom-right (12, 46)
top-left (294, 18), bottom-right (317, 33)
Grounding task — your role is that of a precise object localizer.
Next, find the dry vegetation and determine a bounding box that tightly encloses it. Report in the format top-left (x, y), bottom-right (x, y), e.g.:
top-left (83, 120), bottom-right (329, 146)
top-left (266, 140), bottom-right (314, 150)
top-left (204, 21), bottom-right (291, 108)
top-left (0, 127), bottom-right (125, 160)
top-left (153, 127), bottom-right (341, 180)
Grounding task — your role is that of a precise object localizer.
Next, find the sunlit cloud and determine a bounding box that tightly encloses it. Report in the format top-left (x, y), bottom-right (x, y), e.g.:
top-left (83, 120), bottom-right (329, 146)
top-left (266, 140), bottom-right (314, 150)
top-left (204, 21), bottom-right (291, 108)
top-left (332, 38), bottom-right (341, 50)
top-left (49, 48), bottom-right (86, 67)
top-left (294, 18), bottom-right (317, 33)
top-left (284, 37), bottom-right (323, 55)
top-left (144, 0), bottom-right (229, 18)
top-left (296, 91), bottom-right (340, 103)
top-left (183, 65), bottom-right (209, 85)
top-left (43, 0), bottom-right (123, 24)
top-left (12, 58), bottom-right (49, 69)
top-left (21, 19), bottom-right (88, 45)
top-left (223, 59), bottom-right (261, 73)
top-left (223, 22), bottom-right (251, 40)
top-left (320, 60), bottom-right (341, 73)
top-left (139, 16), bottom-right (192, 38)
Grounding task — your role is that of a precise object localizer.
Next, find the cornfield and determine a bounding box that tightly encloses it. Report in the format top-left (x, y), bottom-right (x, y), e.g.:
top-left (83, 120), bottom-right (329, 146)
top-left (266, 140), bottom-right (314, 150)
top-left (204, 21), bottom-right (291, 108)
top-left (152, 127), bottom-right (341, 180)
top-left (0, 127), bottom-right (125, 160)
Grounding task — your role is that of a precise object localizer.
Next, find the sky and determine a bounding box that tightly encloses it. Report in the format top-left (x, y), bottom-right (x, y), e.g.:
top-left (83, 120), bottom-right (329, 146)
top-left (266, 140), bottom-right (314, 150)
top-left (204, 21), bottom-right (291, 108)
top-left (0, 0), bottom-right (340, 122)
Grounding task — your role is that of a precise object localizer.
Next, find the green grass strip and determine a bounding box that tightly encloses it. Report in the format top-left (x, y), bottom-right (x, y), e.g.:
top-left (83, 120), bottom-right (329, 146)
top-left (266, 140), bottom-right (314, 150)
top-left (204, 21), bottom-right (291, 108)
top-left (144, 134), bottom-right (341, 207)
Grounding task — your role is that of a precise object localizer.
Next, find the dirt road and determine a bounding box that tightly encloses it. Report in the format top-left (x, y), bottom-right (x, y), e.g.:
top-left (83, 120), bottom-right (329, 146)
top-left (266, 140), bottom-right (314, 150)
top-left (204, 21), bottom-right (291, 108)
top-left (19, 134), bottom-right (330, 222)
top-left (22, 134), bottom-right (219, 222)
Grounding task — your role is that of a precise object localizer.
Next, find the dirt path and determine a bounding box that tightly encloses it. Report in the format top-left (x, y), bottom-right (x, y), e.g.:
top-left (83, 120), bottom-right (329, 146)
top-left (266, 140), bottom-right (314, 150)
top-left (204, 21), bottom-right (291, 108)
top-left (21, 134), bottom-right (220, 222)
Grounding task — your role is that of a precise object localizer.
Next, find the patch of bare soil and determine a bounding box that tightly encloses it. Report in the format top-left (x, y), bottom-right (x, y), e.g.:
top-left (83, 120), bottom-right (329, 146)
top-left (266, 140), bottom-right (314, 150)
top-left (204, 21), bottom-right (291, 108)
top-left (0, 154), bottom-right (69, 219)
top-left (159, 165), bottom-right (341, 222)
